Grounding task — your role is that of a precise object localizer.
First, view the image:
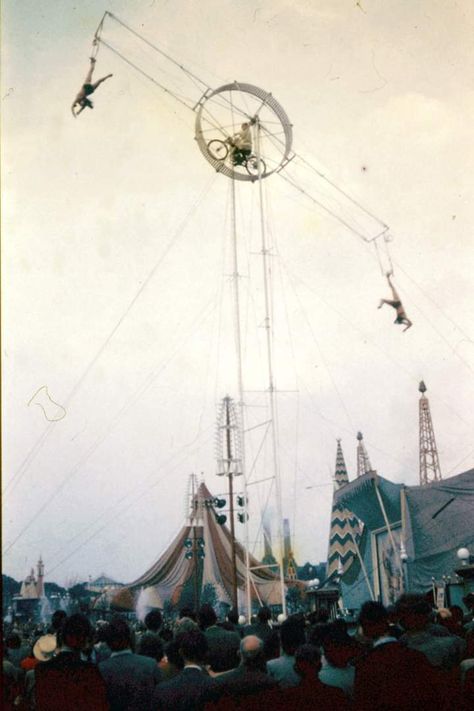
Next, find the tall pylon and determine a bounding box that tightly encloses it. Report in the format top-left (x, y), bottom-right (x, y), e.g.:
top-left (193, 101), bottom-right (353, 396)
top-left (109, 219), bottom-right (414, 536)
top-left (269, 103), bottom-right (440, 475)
top-left (356, 432), bottom-right (372, 478)
top-left (418, 381), bottom-right (442, 485)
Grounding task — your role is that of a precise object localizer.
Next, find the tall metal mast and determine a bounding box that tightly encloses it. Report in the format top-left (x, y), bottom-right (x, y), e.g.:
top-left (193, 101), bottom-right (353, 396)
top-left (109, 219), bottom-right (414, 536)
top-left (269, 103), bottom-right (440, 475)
top-left (356, 431), bottom-right (372, 477)
top-left (229, 178), bottom-right (252, 617)
top-left (216, 395), bottom-right (241, 611)
top-left (419, 381), bottom-right (442, 485)
top-left (253, 120), bottom-right (287, 615)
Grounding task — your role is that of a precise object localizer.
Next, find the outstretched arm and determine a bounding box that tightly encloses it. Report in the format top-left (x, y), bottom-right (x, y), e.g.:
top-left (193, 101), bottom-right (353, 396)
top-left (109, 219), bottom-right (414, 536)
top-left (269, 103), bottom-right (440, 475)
top-left (72, 102), bottom-right (86, 117)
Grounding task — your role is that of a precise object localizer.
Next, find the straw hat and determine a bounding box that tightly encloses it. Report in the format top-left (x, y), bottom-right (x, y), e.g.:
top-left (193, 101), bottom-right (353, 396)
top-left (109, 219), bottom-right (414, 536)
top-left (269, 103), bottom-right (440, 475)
top-left (33, 634), bottom-right (57, 661)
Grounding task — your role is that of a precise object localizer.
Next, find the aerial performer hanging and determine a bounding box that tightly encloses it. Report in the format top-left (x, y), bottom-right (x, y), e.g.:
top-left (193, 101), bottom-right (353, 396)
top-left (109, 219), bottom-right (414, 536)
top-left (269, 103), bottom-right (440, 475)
top-left (378, 272), bottom-right (412, 331)
top-left (71, 57), bottom-right (113, 117)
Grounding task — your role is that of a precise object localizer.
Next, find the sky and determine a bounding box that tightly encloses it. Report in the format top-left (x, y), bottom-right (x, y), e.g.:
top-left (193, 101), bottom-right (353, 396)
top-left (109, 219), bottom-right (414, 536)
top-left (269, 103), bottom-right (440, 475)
top-left (2, 0), bottom-right (474, 589)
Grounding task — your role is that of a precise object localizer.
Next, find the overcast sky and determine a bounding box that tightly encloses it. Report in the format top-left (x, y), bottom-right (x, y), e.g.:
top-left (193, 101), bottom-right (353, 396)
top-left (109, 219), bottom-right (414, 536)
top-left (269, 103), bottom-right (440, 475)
top-left (2, 0), bottom-right (473, 588)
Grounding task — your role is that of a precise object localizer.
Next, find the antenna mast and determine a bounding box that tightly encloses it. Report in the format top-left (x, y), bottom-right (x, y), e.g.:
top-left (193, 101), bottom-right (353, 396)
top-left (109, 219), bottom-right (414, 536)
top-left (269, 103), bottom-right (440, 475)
top-left (418, 381), bottom-right (442, 485)
top-left (356, 431), bottom-right (372, 477)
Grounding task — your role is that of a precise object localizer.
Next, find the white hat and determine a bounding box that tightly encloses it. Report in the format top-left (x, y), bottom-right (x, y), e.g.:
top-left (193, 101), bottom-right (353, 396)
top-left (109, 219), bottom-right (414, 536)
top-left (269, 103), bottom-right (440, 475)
top-left (33, 634), bottom-right (57, 661)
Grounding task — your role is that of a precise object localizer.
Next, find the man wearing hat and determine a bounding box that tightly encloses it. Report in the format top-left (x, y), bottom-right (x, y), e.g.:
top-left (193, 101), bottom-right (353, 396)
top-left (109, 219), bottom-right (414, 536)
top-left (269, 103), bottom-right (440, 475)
top-left (34, 613), bottom-right (109, 711)
top-left (33, 634), bottom-right (57, 663)
top-left (23, 635), bottom-right (58, 708)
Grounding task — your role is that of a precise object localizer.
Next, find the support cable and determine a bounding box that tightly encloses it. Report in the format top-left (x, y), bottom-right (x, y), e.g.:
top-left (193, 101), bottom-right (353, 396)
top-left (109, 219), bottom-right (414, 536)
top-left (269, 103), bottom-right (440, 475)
top-left (3, 174), bottom-right (217, 498)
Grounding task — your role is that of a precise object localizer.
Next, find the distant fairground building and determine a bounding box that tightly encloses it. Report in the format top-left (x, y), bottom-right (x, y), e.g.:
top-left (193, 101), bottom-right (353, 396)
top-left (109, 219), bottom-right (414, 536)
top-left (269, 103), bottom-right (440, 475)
top-left (12, 556), bottom-right (45, 621)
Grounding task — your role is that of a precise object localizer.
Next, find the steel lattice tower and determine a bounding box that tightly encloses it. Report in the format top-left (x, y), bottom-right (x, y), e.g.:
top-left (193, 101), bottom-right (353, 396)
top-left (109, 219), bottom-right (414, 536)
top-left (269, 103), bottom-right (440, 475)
top-left (419, 381), bottom-right (442, 485)
top-left (356, 431), bottom-right (372, 477)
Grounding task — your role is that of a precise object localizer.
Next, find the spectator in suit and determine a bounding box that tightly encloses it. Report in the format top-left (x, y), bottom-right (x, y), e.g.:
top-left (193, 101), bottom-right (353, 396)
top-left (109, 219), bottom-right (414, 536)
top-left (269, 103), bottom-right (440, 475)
top-left (159, 618), bottom-right (199, 681)
top-left (99, 615), bottom-right (161, 711)
top-left (354, 601), bottom-right (443, 711)
top-left (276, 644), bottom-right (349, 711)
top-left (137, 610), bottom-right (163, 658)
top-left (221, 608), bottom-right (241, 636)
top-left (153, 628), bottom-right (219, 710)
top-left (244, 606), bottom-right (280, 660)
top-left (199, 604), bottom-right (240, 673)
top-left (319, 622), bottom-right (358, 699)
top-left (5, 632), bottom-right (30, 668)
top-left (267, 614), bottom-right (306, 688)
top-left (396, 594), bottom-right (466, 669)
top-left (35, 613), bottom-right (109, 711)
top-left (214, 634), bottom-right (278, 705)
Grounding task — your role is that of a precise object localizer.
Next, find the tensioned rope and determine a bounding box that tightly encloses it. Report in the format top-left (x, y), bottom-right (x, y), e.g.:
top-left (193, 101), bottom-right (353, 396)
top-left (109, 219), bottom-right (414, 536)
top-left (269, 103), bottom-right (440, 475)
top-left (45, 423), bottom-right (217, 578)
top-left (3, 173), bottom-right (218, 499)
top-left (3, 293), bottom-right (222, 557)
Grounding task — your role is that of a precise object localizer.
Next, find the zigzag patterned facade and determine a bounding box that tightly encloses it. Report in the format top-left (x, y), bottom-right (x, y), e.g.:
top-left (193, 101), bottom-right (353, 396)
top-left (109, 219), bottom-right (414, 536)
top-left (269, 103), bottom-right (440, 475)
top-left (327, 440), bottom-right (362, 579)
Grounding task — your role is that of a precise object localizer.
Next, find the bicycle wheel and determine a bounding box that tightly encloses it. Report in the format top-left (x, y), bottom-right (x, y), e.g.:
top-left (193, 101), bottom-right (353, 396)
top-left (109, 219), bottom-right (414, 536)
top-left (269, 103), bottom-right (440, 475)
top-left (207, 140), bottom-right (229, 161)
top-left (195, 82), bottom-right (293, 182)
top-left (245, 156), bottom-right (266, 178)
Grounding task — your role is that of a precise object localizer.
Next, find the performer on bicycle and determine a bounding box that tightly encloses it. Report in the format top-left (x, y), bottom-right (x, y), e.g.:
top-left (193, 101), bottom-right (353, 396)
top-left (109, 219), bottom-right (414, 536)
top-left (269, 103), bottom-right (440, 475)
top-left (71, 57), bottom-right (113, 117)
top-left (228, 122), bottom-right (253, 165)
top-left (378, 272), bottom-right (412, 331)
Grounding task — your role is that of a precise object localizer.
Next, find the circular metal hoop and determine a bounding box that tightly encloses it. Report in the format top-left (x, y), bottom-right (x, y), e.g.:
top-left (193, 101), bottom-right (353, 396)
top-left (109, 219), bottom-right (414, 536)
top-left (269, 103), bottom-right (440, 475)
top-left (195, 82), bottom-right (293, 182)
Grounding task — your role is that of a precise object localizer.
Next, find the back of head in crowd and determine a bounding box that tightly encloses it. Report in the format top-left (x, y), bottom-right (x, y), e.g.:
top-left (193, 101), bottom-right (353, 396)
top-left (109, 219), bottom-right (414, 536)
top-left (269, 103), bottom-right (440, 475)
top-left (322, 621), bottom-right (356, 665)
top-left (280, 615), bottom-right (306, 655)
top-left (6, 633), bottom-right (21, 649)
top-left (257, 606), bottom-right (272, 623)
top-left (138, 633), bottom-right (164, 662)
top-left (51, 609), bottom-right (67, 632)
top-left (198, 603), bottom-right (217, 630)
top-left (395, 593), bottom-right (432, 631)
top-left (227, 608), bottom-right (239, 626)
top-left (294, 644), bottom-right (322, 678)
top-left (178, 629), bottom-right (208, 665)
top-left (240, 635), bottom-right (266, 671)
top-left (358, 601), bottom-right (389, 639)
top-left (104, 616), bottom-right (133, 652)
top-left (144, 609), bottom-right (162, 633)
top-left (179, 606), bottom-right (197, 622)
top-left (61, 614), bottom-right (93, 651)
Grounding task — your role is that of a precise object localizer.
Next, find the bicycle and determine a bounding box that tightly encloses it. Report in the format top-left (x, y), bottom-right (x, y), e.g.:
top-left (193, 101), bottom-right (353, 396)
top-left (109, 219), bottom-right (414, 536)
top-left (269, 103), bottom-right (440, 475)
top-left (207, 138), bottom-right (266, 177)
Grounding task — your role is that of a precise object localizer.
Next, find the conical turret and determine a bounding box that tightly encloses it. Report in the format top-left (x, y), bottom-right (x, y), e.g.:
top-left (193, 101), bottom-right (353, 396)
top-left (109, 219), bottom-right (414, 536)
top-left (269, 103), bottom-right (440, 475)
top-left (334, 439), bottom-right (349, 488)
top-left (326, 440), bottom-right (362, 580)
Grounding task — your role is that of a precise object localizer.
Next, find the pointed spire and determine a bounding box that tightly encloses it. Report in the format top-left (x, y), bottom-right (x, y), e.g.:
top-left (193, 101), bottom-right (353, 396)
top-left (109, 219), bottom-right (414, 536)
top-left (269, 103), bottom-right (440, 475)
top-left (334, 439), bottom-right (349, 488)
top-left (356, 431), bottom-right (373, 478)
top-left (326, 439), bottom-right (362, 582)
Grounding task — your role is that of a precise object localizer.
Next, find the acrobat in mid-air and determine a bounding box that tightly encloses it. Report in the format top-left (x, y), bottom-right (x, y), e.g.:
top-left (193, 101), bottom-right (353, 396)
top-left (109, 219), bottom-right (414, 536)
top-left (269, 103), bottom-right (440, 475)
top-left (378, 272), bottom-right (413, 331)
top-left (71, 57), bottom-right (113, 117)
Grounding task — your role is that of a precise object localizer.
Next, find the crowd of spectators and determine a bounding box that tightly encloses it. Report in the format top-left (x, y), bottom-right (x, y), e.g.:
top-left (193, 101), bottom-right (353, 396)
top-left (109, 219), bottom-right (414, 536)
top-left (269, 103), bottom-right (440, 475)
top-left (3, 592), bottom-right (474, 710)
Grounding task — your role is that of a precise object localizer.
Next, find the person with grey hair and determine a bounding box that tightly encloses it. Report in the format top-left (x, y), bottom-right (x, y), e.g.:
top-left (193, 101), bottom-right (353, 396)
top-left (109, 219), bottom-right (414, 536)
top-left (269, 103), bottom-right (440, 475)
top-left (214, 635), bottom-right (278, 705)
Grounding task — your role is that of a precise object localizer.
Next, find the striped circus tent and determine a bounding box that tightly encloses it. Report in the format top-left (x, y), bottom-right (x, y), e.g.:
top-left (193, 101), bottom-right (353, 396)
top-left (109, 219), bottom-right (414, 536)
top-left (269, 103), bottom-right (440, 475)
top-left (111, 481), bottom-right (284, 612)
top-left (326, 439), bottom-right (363, 579)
